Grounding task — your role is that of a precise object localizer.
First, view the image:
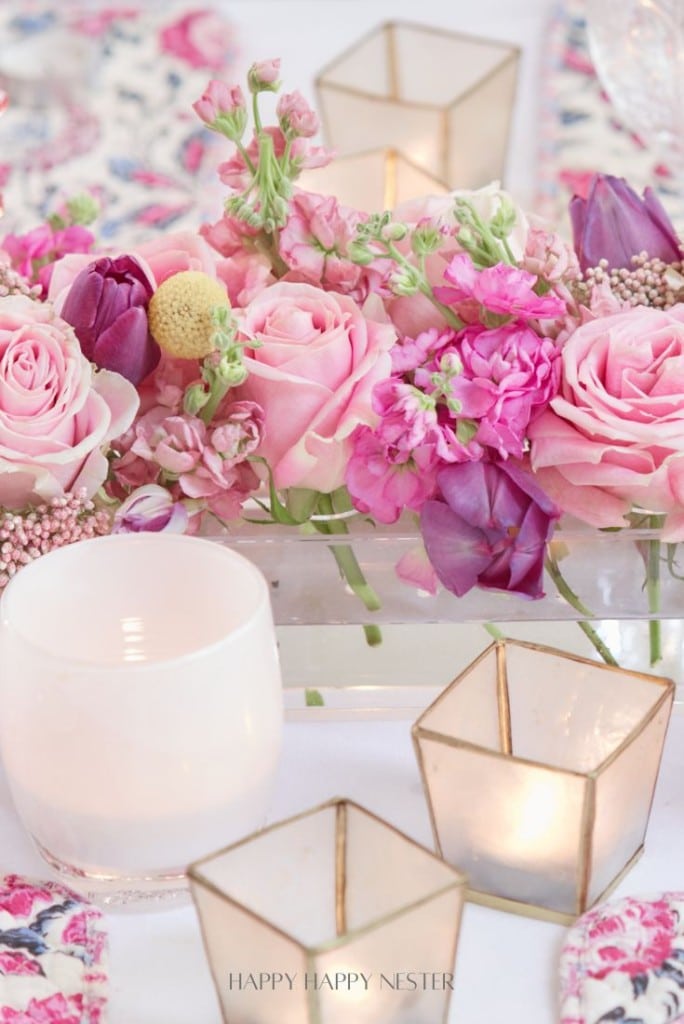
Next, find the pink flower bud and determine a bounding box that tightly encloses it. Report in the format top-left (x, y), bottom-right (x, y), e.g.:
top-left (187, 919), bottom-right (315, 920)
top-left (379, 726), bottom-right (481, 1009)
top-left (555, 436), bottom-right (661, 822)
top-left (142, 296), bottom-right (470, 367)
top-left (193, 81), bottom-right (246, 140)
top-left (276, 90), bottom-right (318, 138)
top-left (247, 58), bottom-right (281, 93)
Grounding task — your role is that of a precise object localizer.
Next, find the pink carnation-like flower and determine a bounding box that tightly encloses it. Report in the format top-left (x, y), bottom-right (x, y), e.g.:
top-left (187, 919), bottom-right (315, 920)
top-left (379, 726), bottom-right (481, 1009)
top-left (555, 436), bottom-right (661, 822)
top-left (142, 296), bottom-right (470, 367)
top-left (529, 304), bottom-right (684, 539)
top-left (416, 322), bottom-right (561, 460)
top-left (435, 253), bottom-right (566, 320)
top-left (279, 191), bottom-right (368, 297)
top-left (345, 425), bottom-right (438, 524)
top-left (0, 295), bottom-right (138, 510)
top-left (236, 282), bottom-right (395, 492)
top-left (131, 403), bottom-right (263, 519)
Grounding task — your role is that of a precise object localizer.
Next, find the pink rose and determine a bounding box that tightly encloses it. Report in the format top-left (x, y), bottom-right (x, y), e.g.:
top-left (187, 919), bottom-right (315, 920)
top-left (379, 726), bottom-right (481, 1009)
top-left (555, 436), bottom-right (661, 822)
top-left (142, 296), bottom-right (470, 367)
top-left (0, 296), bottom-right (138, 509)
top-left (529, 304), bottom-right (684, 539)
top-left (237, 282), bottom-right (396, 491)
top-left (133, 230), bottom-right (218, 285)
top-left (159, 10), bottom-right (234, 70)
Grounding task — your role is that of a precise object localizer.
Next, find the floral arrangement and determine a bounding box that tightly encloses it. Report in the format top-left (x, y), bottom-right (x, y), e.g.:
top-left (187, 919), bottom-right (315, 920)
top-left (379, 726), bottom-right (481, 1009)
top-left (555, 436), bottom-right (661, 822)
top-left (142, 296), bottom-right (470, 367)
top-left (2, 59), bottom-right (684, 666)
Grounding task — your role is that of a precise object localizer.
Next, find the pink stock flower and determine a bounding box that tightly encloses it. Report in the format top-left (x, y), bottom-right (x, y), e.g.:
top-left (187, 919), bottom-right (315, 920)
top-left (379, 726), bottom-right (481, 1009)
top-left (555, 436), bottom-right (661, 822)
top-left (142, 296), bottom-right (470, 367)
top-left (276, 91), bottom-right (319, 138)
top-left (279, 191), bottom-right (367, 296)
top-left (372, 378), bottom-right (441, 454)
top-left (131, 403), bottom-right (263, 518)
top-left (345, 425), bottom-right (438, 524)
top-left (0, 295), bottom-right (138, 509)
top-left (218, 127), bottom-right (331, 191)
top-left (200, 213), bottom-right (261, 258)
top-left (390, 326), bottom-right (456, 374)
top-left (522, 227), bottom-right (581, 285)
top-left (216, 252), bottom-right (274, 307)
top-left (415, 322), bottom-right (561, 460)
top-left (248, 58), bottom-right (281, 89)
top-left (420, 460), bottom-right (561, 599)
top-left (193, 80), bottom-right (245, 127)
top-left (529, 304), bottom-right (684, 539)
top-left (159, 9), bottom-right (235, 70)
top-left (236, 281), bottom-right (396, 492)
top-left (2, 224), bottom-right (94, 295)
top-left (435, 253), bottom-right (566, 320)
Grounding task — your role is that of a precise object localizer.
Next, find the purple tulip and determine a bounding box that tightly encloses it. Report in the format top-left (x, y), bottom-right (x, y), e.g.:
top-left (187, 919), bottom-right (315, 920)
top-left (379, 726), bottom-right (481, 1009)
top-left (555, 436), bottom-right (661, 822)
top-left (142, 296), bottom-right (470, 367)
top-left (570, 174), bottom-right (681, 272)
top-left (420, 460), bottom-right (560, 600)
top-left (61, 255), bottom-right (160, 385)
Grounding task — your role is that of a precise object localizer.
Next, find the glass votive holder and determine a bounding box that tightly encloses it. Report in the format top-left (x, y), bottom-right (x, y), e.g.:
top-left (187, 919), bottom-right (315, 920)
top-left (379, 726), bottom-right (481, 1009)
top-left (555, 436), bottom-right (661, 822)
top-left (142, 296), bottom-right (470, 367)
top-left (296, 147), bottom-right (448, 213)
top-left (316, 21), bottom-right (519, 190)
top-left (0, 534), bottom-right (283, 907)
top-left (189, 798), bottom-right (466, 1024)
top-left (412, 640), bottom-right (674, 923)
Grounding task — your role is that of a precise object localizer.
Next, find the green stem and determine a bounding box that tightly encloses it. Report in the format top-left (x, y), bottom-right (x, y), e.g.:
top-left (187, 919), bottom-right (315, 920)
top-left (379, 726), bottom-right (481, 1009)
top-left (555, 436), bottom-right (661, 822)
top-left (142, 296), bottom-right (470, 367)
top-left (385, 240), bottom-right (464, 330)
top-left (647, 515), bottom-right (664, 665)
top-left (252, 92), bottom-right (262, 135)
top-left (545, 554), bottom-right (619, 666)
top-left (484, 622), bottom-right (505, 641)
top-left (236, 139), bottom-right (256, 176)
top-left (315, 494), bottom-right (382, 647)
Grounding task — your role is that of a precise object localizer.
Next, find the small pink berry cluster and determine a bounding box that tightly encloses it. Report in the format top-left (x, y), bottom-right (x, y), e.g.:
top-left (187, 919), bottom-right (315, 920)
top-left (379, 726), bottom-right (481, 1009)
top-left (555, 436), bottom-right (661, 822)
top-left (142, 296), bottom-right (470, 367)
top-left (0, 492), bottom-right (112, 588)
top-left (0, 258), bottom-right (41, 300)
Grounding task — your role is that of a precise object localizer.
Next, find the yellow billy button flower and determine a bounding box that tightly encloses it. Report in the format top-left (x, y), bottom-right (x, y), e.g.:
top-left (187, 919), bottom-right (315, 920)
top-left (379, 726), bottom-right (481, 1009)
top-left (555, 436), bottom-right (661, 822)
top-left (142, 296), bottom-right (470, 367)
top-left (148, 271), bottom-right (230, 359)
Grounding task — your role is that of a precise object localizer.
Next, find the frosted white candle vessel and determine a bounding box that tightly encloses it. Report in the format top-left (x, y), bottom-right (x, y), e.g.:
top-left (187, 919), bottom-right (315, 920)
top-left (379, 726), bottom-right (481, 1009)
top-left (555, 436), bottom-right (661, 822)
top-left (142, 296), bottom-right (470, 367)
top-left (0, 534), bottom-right (283, 907)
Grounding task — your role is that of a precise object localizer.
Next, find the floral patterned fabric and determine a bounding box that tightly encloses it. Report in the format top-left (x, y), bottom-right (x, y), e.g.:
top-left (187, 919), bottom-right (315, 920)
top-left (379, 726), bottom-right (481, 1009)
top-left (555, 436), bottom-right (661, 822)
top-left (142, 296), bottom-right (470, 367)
top-left (0, 875), bottom-right (108, 1023)
top-left (560, 894), bottom-right (684, 1024)
top-left (0, 3), bottom-right (237, 243)
top-left (537, 0), bottom-right (684, 228)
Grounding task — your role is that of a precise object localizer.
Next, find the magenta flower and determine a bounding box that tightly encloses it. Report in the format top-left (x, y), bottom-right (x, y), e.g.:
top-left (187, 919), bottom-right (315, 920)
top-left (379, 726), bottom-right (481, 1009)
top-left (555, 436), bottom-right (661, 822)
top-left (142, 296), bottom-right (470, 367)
top-left (415, 322), bottom-right (561, 460)
top-left (570, 174), bottom-right (681, 271)
top-left (60, 255), bottom-right (160, 385)
top-left (420, 461), bottom-right (560, 599)
top-left (435, 253), bottom-right (566, 319)
top-left (345, 425), bottom-right (438, 524)
top-left (2, 223), bottom-right (94, 295)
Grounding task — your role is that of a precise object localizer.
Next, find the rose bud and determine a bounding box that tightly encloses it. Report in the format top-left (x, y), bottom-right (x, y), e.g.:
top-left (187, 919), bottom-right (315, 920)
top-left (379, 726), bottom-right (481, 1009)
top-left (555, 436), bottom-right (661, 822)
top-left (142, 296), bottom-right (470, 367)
top-left (60, 255), bottom-right (160, 385)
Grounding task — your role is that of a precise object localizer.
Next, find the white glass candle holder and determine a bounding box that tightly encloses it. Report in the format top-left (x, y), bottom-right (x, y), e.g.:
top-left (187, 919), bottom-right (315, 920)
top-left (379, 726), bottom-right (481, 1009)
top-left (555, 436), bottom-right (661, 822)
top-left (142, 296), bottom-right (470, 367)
top-left (189, 798), bottom-right (466, 1024)
top-left (0, 534), bottom-right (283, 907)
top-left (316, 21), bottom-right (519, 190)
top-left (412, 640), bottom-right (674, 923)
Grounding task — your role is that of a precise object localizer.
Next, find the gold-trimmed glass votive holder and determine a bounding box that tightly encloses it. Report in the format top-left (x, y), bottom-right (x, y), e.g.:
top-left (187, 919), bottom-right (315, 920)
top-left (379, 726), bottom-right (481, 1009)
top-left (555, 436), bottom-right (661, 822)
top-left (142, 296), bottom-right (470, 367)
top-left (189, 798), bottom-right (466, 1024)
top-left (297, 147), bottom-right (448, 213)
top-left (412, 640), bottom-right (674, 924)
top-left (316, 21), bottom-right (519, 190)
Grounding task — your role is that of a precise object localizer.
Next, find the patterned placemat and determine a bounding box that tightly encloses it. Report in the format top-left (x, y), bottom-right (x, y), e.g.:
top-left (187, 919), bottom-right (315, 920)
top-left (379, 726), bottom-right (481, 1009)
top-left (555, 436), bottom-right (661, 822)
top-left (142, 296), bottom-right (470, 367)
top-left (0, 3), bottom-right (237, 244)
top-left (536, 0), bottom-right (684, 227)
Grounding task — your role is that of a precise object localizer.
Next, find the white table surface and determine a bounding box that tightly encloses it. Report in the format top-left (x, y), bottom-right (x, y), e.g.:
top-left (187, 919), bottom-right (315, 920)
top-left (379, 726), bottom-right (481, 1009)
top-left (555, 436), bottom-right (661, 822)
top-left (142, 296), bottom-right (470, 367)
top-left (1, 704), bottom-right (683, 1023)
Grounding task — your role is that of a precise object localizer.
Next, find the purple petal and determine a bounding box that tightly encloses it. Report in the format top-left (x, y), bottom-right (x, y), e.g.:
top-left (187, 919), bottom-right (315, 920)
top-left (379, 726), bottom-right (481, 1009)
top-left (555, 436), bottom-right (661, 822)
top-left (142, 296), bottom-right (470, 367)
top-left (93, 307), bottom-right (160, 385)
top-left (420, 499), bottom-right (492, 597)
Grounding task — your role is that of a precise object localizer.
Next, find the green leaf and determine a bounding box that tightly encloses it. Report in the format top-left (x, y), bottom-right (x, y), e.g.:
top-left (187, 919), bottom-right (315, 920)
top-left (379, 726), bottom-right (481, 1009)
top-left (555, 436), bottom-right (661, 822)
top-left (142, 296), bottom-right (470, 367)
top-left (305, 688), bottom-right (325, 707)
